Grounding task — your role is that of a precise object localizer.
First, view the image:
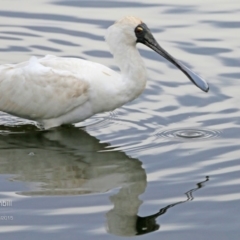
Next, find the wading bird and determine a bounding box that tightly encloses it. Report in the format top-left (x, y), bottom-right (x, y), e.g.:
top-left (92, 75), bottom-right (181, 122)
top-left (0, 16), bottom-right (209, 129)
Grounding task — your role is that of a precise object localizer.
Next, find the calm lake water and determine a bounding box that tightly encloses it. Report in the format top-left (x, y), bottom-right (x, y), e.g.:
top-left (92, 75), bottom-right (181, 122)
top-left (0, 0), bottom-right (240, 239)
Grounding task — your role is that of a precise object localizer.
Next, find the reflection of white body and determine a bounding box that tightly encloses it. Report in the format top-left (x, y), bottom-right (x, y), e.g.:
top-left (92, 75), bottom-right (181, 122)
top-left (106, 181), bottom-right (146, 236)
top-left (0, 128), bottom-right (147, 236)
top-left (0, 128), bottom-right (146, 195)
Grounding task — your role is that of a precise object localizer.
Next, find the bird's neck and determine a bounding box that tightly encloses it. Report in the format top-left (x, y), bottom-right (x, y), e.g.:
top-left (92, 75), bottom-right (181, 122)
top-left (111, 43), bottom-right (147, 102)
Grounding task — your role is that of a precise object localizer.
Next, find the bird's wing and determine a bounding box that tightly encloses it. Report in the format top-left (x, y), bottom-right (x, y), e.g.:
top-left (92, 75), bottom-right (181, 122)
top-left (0, 56), bottom-right (90, 120)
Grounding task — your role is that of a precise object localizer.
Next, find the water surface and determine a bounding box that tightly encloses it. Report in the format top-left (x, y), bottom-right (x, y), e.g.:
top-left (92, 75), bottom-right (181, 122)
top-left (0, 0), bottom-right (240, 239)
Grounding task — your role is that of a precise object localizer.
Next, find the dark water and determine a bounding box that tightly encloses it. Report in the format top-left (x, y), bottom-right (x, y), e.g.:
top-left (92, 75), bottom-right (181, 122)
top-left (0, 0), bottom-right (240, 239)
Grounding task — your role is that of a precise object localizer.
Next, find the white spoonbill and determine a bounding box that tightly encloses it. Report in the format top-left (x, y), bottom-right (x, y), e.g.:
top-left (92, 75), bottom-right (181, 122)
top-left (0, 16), bottom-right (209, 129)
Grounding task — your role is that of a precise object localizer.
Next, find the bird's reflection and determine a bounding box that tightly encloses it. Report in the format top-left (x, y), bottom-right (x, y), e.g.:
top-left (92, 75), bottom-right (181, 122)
top-left (0, 125), bottom-right (146, 196)
top-left (106, 175), bottom-right (209, 236)
top-left (0, 125), bottom-right (209, 237)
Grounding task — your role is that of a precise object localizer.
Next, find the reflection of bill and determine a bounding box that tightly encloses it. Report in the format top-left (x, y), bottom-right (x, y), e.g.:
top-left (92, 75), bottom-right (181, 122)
top-left (106, 176), bottom-right (209, 236)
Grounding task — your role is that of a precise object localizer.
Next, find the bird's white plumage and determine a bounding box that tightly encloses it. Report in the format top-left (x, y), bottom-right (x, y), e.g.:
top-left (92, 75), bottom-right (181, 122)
top-left (0, 56), bottom-right (89, 119)
top-left (0, 17), bottom-right (148, 129)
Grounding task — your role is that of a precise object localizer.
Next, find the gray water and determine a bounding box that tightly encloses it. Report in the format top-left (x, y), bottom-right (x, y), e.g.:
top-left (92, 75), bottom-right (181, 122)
top-left (0, 0), bottom-right (240, 239)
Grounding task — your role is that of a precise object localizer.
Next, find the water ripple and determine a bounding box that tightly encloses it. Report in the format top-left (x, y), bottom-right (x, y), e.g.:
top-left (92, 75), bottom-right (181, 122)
top-left (24, 26), bottom-right (103, 41)
top-left (52, 0), bottom-right (160, 8)
top-left (0, 10), bottom-right (112, 27)
top-left (156, 128), bottom-right (221, 141)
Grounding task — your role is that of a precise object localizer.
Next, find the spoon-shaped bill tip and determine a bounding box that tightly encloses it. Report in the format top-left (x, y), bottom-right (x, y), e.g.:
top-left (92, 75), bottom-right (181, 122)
top-left (179, 63), bottom-right (209, 92)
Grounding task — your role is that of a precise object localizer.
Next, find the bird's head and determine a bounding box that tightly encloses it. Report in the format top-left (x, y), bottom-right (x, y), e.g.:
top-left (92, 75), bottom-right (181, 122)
top-left (105, 16), bottom-right (209, 93)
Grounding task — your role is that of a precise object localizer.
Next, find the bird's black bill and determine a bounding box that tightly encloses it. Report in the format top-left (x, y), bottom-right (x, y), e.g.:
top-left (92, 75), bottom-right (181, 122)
top-left (135, 23), bottom-right (209, 92)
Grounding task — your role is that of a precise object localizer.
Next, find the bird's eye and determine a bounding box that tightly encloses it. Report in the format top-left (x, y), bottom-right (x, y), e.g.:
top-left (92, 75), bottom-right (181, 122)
top-left (135, 27), bottom-right (143, 34)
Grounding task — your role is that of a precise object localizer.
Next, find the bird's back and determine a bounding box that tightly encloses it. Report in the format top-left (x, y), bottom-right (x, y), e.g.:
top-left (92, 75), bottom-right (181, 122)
top-left (0, 55), bottom-right (118, 123)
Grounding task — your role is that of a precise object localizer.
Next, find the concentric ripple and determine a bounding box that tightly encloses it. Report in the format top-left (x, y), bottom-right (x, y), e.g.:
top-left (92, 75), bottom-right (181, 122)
top-left (157, 128), bottom-right (221, 141)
